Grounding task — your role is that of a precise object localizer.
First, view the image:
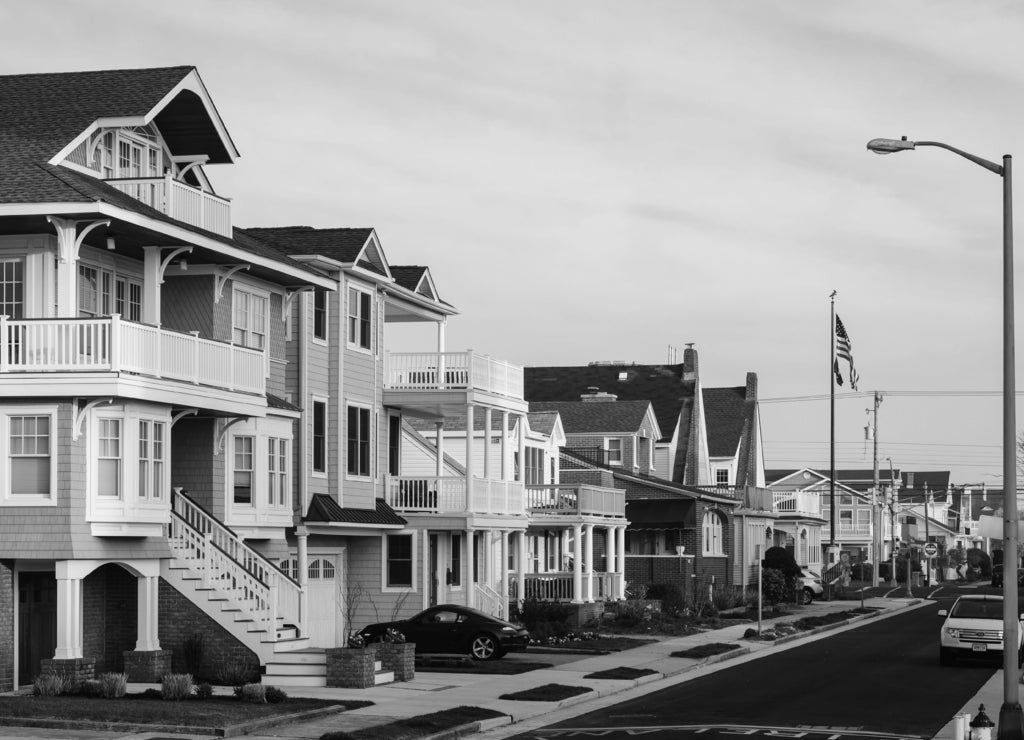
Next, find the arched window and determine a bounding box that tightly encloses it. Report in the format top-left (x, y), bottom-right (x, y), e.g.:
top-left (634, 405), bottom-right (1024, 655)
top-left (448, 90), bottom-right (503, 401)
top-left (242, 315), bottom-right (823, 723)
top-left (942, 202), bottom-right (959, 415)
top-left (702, 510), bottom-right (725, 556)
top-left (279, 558), bottom-right (298, 579)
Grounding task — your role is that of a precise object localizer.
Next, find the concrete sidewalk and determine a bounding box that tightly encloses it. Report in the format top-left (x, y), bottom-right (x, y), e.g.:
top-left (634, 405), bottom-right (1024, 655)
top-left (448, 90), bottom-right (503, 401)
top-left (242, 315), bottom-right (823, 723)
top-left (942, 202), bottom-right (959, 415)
top-left (0, 597), bottom-right (927, 740)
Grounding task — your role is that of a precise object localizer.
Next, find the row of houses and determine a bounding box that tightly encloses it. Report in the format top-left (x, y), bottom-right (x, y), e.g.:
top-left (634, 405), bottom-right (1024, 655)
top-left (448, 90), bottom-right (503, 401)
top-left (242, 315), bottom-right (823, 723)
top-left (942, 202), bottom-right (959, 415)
top-left (0, 65), bottom-right (982, 691)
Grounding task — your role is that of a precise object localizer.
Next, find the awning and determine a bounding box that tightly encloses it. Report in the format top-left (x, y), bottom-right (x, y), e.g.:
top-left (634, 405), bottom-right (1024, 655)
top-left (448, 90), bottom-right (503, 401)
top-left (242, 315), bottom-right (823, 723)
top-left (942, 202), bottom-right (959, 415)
top-left (626, 499), bottom-right (694, 530)
top-left (305, 494), bottom-right (407, 527)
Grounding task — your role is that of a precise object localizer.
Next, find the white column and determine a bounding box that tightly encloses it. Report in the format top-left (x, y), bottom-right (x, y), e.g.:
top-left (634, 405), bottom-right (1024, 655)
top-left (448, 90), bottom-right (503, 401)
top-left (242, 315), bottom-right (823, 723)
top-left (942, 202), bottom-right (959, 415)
top-left (297, 527), bottom-right (309, 633)
top-left (617, 526), bottom-right (627, 598)
top-left (572, 524), bottom-right (583, 604)
top-left (584, 523), bottom-right (595, 602)
top-left (465, 405), bottom-right (474, 509)
top-left (435, 421), bottom-right (444, 477)
top-left (143, 246), bottom-right (162, 325)
top-left (483, 407), bottom-right (492, 479)
top-left (605, 525), bottom-right (617, 599)
top-left (516, 531), bottom-right (527, 605)
top-left (422, 528), bottom-right (431, 610)
top-left (54, 565), bottom-right (83, 660)
top-left (500, 530), bottom-right (510, 618)
top-left (50, 218), bottom-right (79, 318)
top-left (465, 529), bottom-right (475, 609)
top-left (135, 575), bottom-right (161, 651)
top-left (500, 411), bottom-right (509, 480)
top-left (517, 414), bottom-right (526, 483)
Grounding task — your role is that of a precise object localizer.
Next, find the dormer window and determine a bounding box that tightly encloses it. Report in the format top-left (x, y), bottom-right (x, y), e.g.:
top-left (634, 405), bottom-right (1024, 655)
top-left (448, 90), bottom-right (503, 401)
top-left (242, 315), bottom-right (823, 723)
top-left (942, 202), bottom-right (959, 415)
top-left (92, 127), bottom-right (165, 180)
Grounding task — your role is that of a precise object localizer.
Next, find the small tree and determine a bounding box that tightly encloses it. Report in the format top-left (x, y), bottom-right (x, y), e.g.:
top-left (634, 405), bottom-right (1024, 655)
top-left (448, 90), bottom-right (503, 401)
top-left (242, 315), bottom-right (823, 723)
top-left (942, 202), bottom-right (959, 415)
top-left (762, 546), bottom-right (801, 602)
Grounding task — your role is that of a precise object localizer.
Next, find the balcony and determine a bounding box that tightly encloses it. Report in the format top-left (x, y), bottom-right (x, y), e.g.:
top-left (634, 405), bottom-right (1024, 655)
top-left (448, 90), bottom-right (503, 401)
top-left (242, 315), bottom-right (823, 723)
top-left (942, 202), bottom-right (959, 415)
top-left (385, 476), bottom-right (525, 516)
top-left (822, 523), bottom-right (873, 539)
top-left (384, 351), bottom-right (524, 400)
top-left (525, 485), bottom-right (625, 519)
top-left (772, 490), bottom-right (821, 518)
top-left (0, 316), bottom-right (264, 397)
top-left (107, 175), bottom-right (232, 238)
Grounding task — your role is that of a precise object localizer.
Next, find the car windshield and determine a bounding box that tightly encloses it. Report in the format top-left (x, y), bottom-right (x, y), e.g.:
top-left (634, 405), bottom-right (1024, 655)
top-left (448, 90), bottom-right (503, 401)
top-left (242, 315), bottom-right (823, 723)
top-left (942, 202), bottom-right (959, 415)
top-left (951, 600), bottom-right (1003, 619)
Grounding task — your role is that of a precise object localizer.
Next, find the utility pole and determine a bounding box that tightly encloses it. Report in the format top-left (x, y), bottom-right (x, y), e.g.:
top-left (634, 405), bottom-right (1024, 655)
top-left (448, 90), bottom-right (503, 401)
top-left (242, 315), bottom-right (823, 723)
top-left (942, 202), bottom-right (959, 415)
top-left (888, 456), bottom-right (898, 588)
top-left (925, 483), bottom-right (931, 587)
top-left (867, 393), bottom-right (883, 587)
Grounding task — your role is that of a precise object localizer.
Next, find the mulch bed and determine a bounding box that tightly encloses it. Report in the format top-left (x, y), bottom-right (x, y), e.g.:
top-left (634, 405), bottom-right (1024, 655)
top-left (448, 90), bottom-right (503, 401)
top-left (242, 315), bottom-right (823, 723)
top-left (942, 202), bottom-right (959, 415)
top-left (319, 705), bottom-right (506, 740)
top-left (669, 642), bottom-right (740, 659)
top-left (498, 683), bottom-right (593, 702)
top-left (415, 658), bottom-right (554, 674)
top-left (584, 667), bottom-right (658, 680)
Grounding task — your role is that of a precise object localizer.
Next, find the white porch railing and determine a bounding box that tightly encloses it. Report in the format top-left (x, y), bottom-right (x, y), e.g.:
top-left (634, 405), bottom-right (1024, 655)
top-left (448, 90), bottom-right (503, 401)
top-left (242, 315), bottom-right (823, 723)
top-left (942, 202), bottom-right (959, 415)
top-left (385, 476), bottom-right (524, 515)
top-left (475, 583), bottom-right (506, 619)
top-left (525, 485), bottom-right (625, 518)
top-left (384, 351), bottom-right (524, 400)
top-left (169, 492), bottom-right (302, 637)
top-left (108, 175), bottom-right (232, 238)
top-left (772, 490), bottom-right (821, 517)
top-left (513, 572), bottom-right (613, 601)
top-left (0, 316), bottom-right (264, 395)
top-left (823, 523), bottom-right (872, 538)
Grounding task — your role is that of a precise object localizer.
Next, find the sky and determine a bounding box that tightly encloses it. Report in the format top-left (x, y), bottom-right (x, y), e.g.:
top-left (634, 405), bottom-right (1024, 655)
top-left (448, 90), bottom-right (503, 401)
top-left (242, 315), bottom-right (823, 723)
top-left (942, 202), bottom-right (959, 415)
top-left (3, 0), bottom-right (1023, 485)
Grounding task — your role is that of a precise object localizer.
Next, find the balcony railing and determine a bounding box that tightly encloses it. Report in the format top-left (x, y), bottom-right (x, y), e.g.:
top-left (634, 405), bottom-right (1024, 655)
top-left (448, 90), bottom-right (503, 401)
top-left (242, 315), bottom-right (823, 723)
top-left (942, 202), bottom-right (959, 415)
top-left (822, 523), bottom-right (873, 538)
top-left (107, 175), bottom-right (232, 238)
top-left (385, 476), bottom-right (524, 516)
top-left (0, 316), bottom-right (264, 395)
top-left (384, 351), bottom-right (524, 400)
top-left (525, 485), bottom-right (625, 518)
top-left (772, 490), bottom-right (821, 517)
top-left (509, 572), bottom-right (614, 601)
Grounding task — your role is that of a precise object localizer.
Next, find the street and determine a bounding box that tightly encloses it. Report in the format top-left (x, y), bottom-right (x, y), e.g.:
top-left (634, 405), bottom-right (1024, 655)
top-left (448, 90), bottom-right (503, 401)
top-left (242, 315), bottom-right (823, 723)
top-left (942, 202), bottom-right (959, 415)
top-left (498, 591), bottom-right (999, 739)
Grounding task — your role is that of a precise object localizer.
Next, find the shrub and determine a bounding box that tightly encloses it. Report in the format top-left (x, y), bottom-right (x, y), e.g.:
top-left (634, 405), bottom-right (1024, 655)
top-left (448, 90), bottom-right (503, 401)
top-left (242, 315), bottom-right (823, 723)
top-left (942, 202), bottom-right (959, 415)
top-left (265, 685), bottom-right (288, 703)
top-left (850, 562), bottom-right (873, 581)
top-left (513, 599), bottom-right (573, 630)
top-left (214, 658), bottom-right (258, 686)
top-left (140, 687), bottom-right (162, 699)
top-left (78, 679), bottom-right (102, 697)
top-left (234, 682), bottom-right (266, 703)
top-left (710, 584), bottom-right (747, 611)
top-left (195, 682), bottom-right (214, 700)
top-left (763, 546), bottom-right (802, 578)
top-left (528, 620), bottom-right (570, 642)
top-left (646, 584), bottom-right (686, 614)
top-left (32, 673), bottom-right (67, 697)
top-left (612, 600), bottom-right (655, 627)
top-left (97, 672), bottom-right (127, 699)
top-left (967, 548), bottom-right (993, 579)
top-left (761, 567), bottom-right (787, 605)
top-left (161, 673), bottom-right (194, 701)
top-left (183, 632), bottom-right (205, 676)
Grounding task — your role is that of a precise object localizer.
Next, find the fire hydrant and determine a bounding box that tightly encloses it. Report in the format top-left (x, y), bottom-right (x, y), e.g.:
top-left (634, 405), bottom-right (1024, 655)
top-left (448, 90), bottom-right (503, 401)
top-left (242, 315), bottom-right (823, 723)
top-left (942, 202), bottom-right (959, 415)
top-left (969, 704), bottom-right (995, 740)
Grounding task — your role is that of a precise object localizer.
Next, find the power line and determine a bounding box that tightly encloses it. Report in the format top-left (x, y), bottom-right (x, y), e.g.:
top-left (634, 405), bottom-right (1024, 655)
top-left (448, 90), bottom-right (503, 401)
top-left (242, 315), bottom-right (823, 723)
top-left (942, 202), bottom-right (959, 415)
top-left (759, 390), bottom-right (1024, 404)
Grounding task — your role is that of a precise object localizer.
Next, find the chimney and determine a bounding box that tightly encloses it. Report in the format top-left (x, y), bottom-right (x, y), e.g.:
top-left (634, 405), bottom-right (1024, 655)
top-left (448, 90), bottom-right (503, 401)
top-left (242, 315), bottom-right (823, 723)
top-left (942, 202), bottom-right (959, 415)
top-left (683, 343), bottom-right (698, 382)
top-left (581, 387), bottom-right (617, 402)
top-left (745, 372), bottom-right (758, 400)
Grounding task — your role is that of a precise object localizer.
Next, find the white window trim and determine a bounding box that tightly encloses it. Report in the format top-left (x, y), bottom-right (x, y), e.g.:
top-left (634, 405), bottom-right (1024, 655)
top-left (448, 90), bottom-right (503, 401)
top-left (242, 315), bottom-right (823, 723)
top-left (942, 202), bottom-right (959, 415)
top-left (345, 401), bottom-right (373, 481)
top-left (311, 395), bottom-right (329, 479)
top-left (224, 418), bottom-right (295, 518)
top-left (1, 405), bottom-right (58, 507)
top-left (346, 285), bottom-right (373, 354)
top-left (605, 437), bottom-right (623, 466)
top-left (311, 289), bottom-right (329, 346)
top-left (702, 510), bottom-right (725, 557)
top-left (88, 404), bottom-right (171, 520)
top-left (381, 529), bottom-right (417, 592)
top-left (232, 284), bottom-right (271, 378)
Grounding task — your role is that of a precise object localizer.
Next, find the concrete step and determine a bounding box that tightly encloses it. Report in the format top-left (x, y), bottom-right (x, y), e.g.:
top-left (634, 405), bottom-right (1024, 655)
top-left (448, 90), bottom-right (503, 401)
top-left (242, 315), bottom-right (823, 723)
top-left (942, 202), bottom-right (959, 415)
top-left (374, 670), bottom-right (395, 685)
top-left (266, 648), bottom-right (325, 665)
top-left (265, 673), bottom-right (327, 688)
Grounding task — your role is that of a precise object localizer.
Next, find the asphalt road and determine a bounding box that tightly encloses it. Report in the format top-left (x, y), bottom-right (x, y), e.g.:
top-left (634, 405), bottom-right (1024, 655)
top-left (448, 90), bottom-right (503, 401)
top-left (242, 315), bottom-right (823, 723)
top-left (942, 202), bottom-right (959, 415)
top-left (505, 595), bottom-right (997, 740)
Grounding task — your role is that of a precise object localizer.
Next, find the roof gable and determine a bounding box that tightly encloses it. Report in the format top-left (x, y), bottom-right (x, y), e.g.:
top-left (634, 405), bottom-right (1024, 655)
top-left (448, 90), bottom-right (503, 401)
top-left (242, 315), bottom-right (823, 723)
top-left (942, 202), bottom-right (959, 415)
top-left (529, 400), bottom-right (659, 436)
top-left (702, 386), bottom-right (747, 458)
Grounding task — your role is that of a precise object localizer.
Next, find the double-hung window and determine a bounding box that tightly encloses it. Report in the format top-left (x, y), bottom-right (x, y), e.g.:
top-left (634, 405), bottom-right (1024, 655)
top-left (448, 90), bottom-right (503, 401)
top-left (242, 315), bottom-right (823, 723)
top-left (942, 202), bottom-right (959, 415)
top-left (347, 406), bottom-right (371, 476)
top-left (9, 415), bottom-right (50, 497)
top-left (386, 533), bottom-right (413, 588)
top-left (605, 438), bottom-right (623, 466)
top-left (79, 264), bottom-right (142, 321)
top-left (233, 436), bottom-right (254, 505)
top-left (0, 258), bottom-right (24, 319)
top-left (268, 437), bottom-right (289, 507)
top-left (138, 420), bottom-right (165, 501)
top-left (97, 419), bottom-right (122, 497)
top-left (312, 400), bottom-right (326, 474)
top-left (233, 287), bottom-right (267, 350)
top-left (702, 510), bottom-right (725, 556)
top-left (313, 289), bottom-right (328, 341)
top-left (347, 288), bottom-right (372, 350)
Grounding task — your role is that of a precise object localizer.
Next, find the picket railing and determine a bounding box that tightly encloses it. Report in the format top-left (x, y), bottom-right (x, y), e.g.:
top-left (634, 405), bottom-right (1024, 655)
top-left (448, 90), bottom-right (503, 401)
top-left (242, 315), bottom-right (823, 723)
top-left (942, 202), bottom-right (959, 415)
top-left (108, 175), bottom-right (232, 237)
top-left (384, 351), bottom-right (524, 400)
top-left (385, 476), bottom-right (524, 515)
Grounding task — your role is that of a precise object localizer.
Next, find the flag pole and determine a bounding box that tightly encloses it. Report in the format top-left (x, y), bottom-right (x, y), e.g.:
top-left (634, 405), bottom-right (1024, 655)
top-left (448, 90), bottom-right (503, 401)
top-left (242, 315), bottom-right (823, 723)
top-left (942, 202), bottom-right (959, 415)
top-left (829, 291), bottom-right (837, 556)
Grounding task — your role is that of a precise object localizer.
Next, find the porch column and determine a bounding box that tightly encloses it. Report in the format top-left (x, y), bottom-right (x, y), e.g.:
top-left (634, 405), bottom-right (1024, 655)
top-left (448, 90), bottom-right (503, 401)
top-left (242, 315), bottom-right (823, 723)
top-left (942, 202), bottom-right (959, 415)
top-left (605, 525), bottom-right (618, 599)
top-left (54, 562), bottom-right (83, 659)
top-left (517, 414), bottom-right (526, 482)
top-left (483, 407), bottom-right (492, 480)
top-left (465, 529), bottom-right (476, 609)
top-left (422, 528), bottom-right (431, 610)
top-left (49, 217), bottom-right (80, 318)
top-left (572, 524), bottom-right (583, 604)
top-left (584, 523), bottom-right (595, 602)
top-left (617, 526), bottom-right (627, 598)
top-left (143, 246), bottom-right (162, 325)
top-left (135, 575), bottom-right (161, 651)
top-left (500, 530), bottom-right (510, 618)
top-left (465, 405), bottom-right (474, 509)
top-left (500, 411), bottom-right (509, 480)
top-left (516, 531), bottom-right (527, 605)
top-left (561, 529), bottom-right (570, 570)
top-left (297, 526), bottom-right (309, 632)
top-left (435, 422), bottom-right (444, 477)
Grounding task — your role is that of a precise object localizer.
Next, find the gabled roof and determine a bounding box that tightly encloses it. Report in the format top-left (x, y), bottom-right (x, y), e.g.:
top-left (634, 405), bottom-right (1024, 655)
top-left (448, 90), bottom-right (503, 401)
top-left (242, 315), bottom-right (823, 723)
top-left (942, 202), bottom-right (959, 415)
top-left (391, 266), bottom-right (440, 301)
top-left (766, 468), bottom-right (952, 495)
top-left (529, 400), bottom-right (658, 436)
top-left (527, 410), bottom-right (560, 436)
top-left (702, 386), bottom-right (746, 457)
top-left (525, 363), bottom-right (689, 442)
top-left (240, 226), bottom-right (376, 266)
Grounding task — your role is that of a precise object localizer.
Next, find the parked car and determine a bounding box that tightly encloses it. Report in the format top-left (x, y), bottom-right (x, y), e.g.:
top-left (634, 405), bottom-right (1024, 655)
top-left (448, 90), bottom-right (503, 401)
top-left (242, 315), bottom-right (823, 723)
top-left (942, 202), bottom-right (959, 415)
top-left (358, 604), bottom-right (530, 661)
top-left (938, 594), bottom-right (1024, 666)
top-left (798, 569), bottom-right (824, 604)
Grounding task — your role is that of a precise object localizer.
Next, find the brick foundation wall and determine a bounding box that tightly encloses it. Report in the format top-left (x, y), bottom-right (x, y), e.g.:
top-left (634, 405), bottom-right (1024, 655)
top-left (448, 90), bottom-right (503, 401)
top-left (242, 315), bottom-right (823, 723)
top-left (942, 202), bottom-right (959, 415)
top-left (158, 579), bottom-right (259, 682)
top-left (0, 561), bottom-right (12, 692)
top-left (325, 645), bottom-right (378, 688)
top-left (377, 642), bottom-right (415, 681)
top-left (41, 658), bottom-right (94, 685)
top-left (83, 564), bottom-right (137, 674)
top-left (123, 650), bottom-right (172, 682)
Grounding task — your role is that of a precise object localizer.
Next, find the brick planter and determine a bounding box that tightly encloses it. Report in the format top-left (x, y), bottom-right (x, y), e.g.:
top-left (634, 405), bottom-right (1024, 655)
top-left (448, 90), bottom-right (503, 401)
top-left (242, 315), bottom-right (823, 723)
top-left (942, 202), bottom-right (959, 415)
top-left (378, 642), bottom-right (415, 681)
top-left (40, 658), bottom-right (95, 686)
top-left (325, 645), bottom-right (379, 689)
top-left (123, 649), bottom-right (172, 682)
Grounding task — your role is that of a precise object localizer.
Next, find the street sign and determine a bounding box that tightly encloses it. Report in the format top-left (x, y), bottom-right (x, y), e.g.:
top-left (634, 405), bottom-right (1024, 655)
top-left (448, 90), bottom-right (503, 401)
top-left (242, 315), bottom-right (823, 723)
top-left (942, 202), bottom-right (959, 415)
top-left (923, 542), bottom-right (938, 557)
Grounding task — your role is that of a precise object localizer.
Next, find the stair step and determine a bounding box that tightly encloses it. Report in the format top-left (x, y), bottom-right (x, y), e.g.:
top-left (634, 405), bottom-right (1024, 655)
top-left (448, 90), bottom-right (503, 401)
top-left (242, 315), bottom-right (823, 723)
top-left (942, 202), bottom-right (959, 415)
top-left (374, 671), bottom-right (395, 685)
top-left (263, 662), bottom-right (326, 676)
top-left (265, 674), bottom-right (327, 688)
top-left (269, 637), bottom-right (312, 653)
top-left (265, 649), bottom-right (325, 666)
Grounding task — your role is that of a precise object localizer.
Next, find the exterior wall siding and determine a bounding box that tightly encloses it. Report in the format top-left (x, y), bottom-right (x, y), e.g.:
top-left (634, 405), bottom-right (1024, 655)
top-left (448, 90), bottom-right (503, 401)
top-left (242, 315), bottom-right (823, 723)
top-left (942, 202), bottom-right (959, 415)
top-left (171, 417), bottom-right (218, 516)
top-left (161, 276), bottom-right (215, 338)
top-left (0, 560), bottom-right (12, 692)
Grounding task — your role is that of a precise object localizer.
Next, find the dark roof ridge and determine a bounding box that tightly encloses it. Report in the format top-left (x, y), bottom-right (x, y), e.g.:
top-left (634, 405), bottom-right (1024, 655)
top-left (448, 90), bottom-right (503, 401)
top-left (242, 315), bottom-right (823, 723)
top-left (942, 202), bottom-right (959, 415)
top-left (0, 64), bottom-right (195, 81)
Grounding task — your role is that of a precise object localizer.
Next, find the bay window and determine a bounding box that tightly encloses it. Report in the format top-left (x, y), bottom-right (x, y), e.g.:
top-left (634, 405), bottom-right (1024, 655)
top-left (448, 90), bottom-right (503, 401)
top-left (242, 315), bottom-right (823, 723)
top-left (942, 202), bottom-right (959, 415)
top-left (233, 436), bottom-right (254, 505)
top-left (138, 420), bottom-right (165, 501)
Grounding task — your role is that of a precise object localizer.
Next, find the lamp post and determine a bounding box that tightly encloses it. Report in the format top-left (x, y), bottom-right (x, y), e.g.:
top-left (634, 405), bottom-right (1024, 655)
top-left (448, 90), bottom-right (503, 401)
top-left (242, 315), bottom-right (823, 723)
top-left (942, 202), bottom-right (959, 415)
top-left (867, 136), bottom-right (1018, 739)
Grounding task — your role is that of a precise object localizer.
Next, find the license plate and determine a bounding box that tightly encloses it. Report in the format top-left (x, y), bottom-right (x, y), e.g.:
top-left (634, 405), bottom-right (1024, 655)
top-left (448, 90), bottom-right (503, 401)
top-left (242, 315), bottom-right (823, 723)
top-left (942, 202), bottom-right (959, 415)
top-left (973, 643), bottom-right (988, 652)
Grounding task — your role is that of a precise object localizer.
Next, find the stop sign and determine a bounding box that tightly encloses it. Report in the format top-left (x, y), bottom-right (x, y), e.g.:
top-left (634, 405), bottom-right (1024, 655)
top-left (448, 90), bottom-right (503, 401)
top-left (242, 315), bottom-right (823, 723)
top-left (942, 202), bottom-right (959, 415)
top-left (923, 542), bottom-right (938, 557)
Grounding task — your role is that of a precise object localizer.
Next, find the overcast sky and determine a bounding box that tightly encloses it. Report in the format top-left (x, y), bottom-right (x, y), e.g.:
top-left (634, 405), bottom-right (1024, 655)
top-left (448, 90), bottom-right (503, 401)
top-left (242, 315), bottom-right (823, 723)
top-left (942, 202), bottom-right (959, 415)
top-left (5, 0), bottom-right (1023, 485)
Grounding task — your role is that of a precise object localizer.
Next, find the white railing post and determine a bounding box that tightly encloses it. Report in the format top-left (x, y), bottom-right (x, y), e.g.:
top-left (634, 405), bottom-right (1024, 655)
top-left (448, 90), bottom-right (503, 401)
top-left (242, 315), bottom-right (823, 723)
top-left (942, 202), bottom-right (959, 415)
top-left (109, 314), bottom-right (121, 372)
top-left (202, 532), bottom-right (213, 588)
top-left (164, 173), bottom-right (174, 218)
top-left (190, 331), bottom-right (201, 384)
top-left (0, 315), bottom-right (7, 372)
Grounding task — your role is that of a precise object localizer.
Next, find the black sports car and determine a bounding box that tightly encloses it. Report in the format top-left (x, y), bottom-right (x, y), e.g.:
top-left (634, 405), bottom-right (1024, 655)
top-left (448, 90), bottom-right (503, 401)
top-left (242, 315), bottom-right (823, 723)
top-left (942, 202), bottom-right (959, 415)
top-left (358, 604), bottom-right (530, 660)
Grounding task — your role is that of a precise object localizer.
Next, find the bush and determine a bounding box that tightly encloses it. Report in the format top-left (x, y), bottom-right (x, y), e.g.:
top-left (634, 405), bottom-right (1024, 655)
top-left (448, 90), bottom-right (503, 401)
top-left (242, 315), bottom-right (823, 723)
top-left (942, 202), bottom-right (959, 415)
top-left (161, 673), bottom-right (194, 701)
top-left (513, 599), bottom-right (573, 630)
top-left (851, 562), bottom-right (873, 581)
top-left (709, 584), bottom-right (747, 611)
top-left (195, 682), bottom-right (213, 700)
top-left (967, 548), bottom-right (993, 579)
top-left (234, 682), bottom-right (266, 703)
top-left (612, 600), bottom-right (655, 627)
top-left (97, 672), bottom-right (127, 699)
top-left (214, 658), bottom-right (258, 686)
top-left (78, 679), bottom-right (102, 698)
top-left (265, 685), bottom-right (288, 703)
top-left (32, 673), bottom-right (67, 697)
top-left (763, 547), bottom-right (802, 578)
top-left (528, 620), bottom-right (570, 642)
top-left (646, 584), bottom-right (686, 614)
top-left (761, 568), bottom-right (787, 605)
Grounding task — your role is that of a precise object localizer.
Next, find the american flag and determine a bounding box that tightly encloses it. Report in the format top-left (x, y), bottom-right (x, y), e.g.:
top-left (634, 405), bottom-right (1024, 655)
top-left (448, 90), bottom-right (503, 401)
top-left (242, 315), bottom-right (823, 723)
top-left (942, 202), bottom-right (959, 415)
top-left (835, 315), bottom-right (859, 391)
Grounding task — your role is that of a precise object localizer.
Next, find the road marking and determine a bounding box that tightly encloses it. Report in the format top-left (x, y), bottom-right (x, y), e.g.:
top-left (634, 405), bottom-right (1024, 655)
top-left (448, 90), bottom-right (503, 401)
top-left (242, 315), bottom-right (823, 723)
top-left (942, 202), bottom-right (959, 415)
top-left (529, 724), bottom-right (923, 739)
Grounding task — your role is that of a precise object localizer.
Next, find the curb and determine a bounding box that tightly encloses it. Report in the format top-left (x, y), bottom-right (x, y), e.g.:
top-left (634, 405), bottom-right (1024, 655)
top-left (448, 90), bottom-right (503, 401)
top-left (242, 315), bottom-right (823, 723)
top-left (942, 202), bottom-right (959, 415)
top-left (420, 715), bottom-right (514, 740)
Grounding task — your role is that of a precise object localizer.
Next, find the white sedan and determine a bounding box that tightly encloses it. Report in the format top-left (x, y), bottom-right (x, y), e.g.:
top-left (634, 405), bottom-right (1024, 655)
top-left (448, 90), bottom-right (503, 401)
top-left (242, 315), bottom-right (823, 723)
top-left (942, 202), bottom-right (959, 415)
top-left (938, 594), bottom-right (1024, 666)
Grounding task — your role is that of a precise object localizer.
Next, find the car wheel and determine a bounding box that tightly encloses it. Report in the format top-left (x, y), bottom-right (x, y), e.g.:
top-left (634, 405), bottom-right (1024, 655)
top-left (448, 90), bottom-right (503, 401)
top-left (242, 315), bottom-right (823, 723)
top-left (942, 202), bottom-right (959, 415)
top-left (940, 647), bottom-right (955, 666)
top-left (470, 633), bottom-right (500, 661)
top-left (801, 588), bottom-right (814, 605)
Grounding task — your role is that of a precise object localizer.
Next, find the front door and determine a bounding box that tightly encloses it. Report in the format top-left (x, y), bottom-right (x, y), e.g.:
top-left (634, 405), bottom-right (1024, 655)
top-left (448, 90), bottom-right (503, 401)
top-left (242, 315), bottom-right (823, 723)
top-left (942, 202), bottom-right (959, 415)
top-left (306, 555), bottom-right (341, 647)
top-left (18, 572), bottom-right (56, 685)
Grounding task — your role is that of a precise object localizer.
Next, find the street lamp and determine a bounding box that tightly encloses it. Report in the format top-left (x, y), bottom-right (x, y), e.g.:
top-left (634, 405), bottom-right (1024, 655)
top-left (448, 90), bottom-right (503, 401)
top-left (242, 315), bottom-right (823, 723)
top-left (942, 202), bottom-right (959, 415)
top-left (867, 136), bottom-right (1018, 739)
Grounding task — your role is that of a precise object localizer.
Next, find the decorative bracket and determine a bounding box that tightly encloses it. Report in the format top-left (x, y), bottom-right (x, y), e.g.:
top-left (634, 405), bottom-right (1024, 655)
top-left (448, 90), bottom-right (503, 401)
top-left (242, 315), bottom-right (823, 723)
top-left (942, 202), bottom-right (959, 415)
top-left (72, 398), bottom-right (113, 441)
top-left (47, 216), bottom-right (111, 263)
top-left (214, 265), bottom-right (251, 303)
top-left (282, 287), bottom-right (314, 322)
top-left (171, 408), bottom-right (199, 427)
top-left (214, 417), bottom-right (246, 455)
top-left (159, 247), bottom-right (193, 284)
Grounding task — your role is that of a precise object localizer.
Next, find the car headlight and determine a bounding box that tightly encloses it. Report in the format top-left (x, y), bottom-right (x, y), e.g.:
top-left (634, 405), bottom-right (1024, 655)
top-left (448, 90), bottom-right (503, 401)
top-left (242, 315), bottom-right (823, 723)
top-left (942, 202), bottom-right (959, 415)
top-left (946, 627), bottom-right (959, 639)
top-left (501, 626), bottom-right (517, 632)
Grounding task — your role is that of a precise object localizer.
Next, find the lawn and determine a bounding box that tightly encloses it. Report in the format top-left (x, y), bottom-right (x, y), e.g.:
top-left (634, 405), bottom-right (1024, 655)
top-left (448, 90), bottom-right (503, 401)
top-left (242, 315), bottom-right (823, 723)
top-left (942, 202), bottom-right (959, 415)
top-left (416, 659), bottom-right (554, 674)
top-left (498, 683), bottom-right (593, 702)
top-left (0, 694), bottom-right (367, 728)
top-left (530, 635), bottom-right (657, 652)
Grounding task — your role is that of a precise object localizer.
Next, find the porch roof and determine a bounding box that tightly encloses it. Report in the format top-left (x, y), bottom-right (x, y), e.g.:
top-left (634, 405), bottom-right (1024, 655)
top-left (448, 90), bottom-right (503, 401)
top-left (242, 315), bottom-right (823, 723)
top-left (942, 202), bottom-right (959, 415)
top-left (305, 494), bottom-right (407, 527)
top-left (625, 499), bottom-right (693, 530)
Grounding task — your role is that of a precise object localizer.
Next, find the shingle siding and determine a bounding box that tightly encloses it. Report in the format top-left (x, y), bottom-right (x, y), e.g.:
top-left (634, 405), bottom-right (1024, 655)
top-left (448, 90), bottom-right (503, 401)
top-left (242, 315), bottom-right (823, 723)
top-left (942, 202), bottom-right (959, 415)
top-left (0, 560), bottom-right (13, 692)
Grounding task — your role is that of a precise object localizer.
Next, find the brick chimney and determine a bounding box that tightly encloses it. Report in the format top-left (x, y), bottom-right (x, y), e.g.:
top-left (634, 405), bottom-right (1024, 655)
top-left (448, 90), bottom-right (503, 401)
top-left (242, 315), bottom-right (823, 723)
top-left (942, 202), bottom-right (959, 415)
top-left (683, 344), bottom-right (698, 383)
top-left (745, 372), bottom-right (757, 400)
top-left (581, 387), bottom-right (617, 402)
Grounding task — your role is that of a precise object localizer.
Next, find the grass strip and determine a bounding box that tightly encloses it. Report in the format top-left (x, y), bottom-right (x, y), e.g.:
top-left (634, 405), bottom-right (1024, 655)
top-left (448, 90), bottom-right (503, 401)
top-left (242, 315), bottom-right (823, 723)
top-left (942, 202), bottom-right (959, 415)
top-left (584, 667), bottom-right (658, 680)
top-left (318, 705), bottom-right (505, 740)
top-left (669, 642), bottom-right (740, 659)
top-left (498, 683), bottom-right (593, 702)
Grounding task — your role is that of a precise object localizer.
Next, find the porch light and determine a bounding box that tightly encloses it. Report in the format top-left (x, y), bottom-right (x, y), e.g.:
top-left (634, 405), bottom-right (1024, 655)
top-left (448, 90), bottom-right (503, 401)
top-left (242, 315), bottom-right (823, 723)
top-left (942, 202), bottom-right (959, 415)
top-left (106, 232), bottom-right (116, 251)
